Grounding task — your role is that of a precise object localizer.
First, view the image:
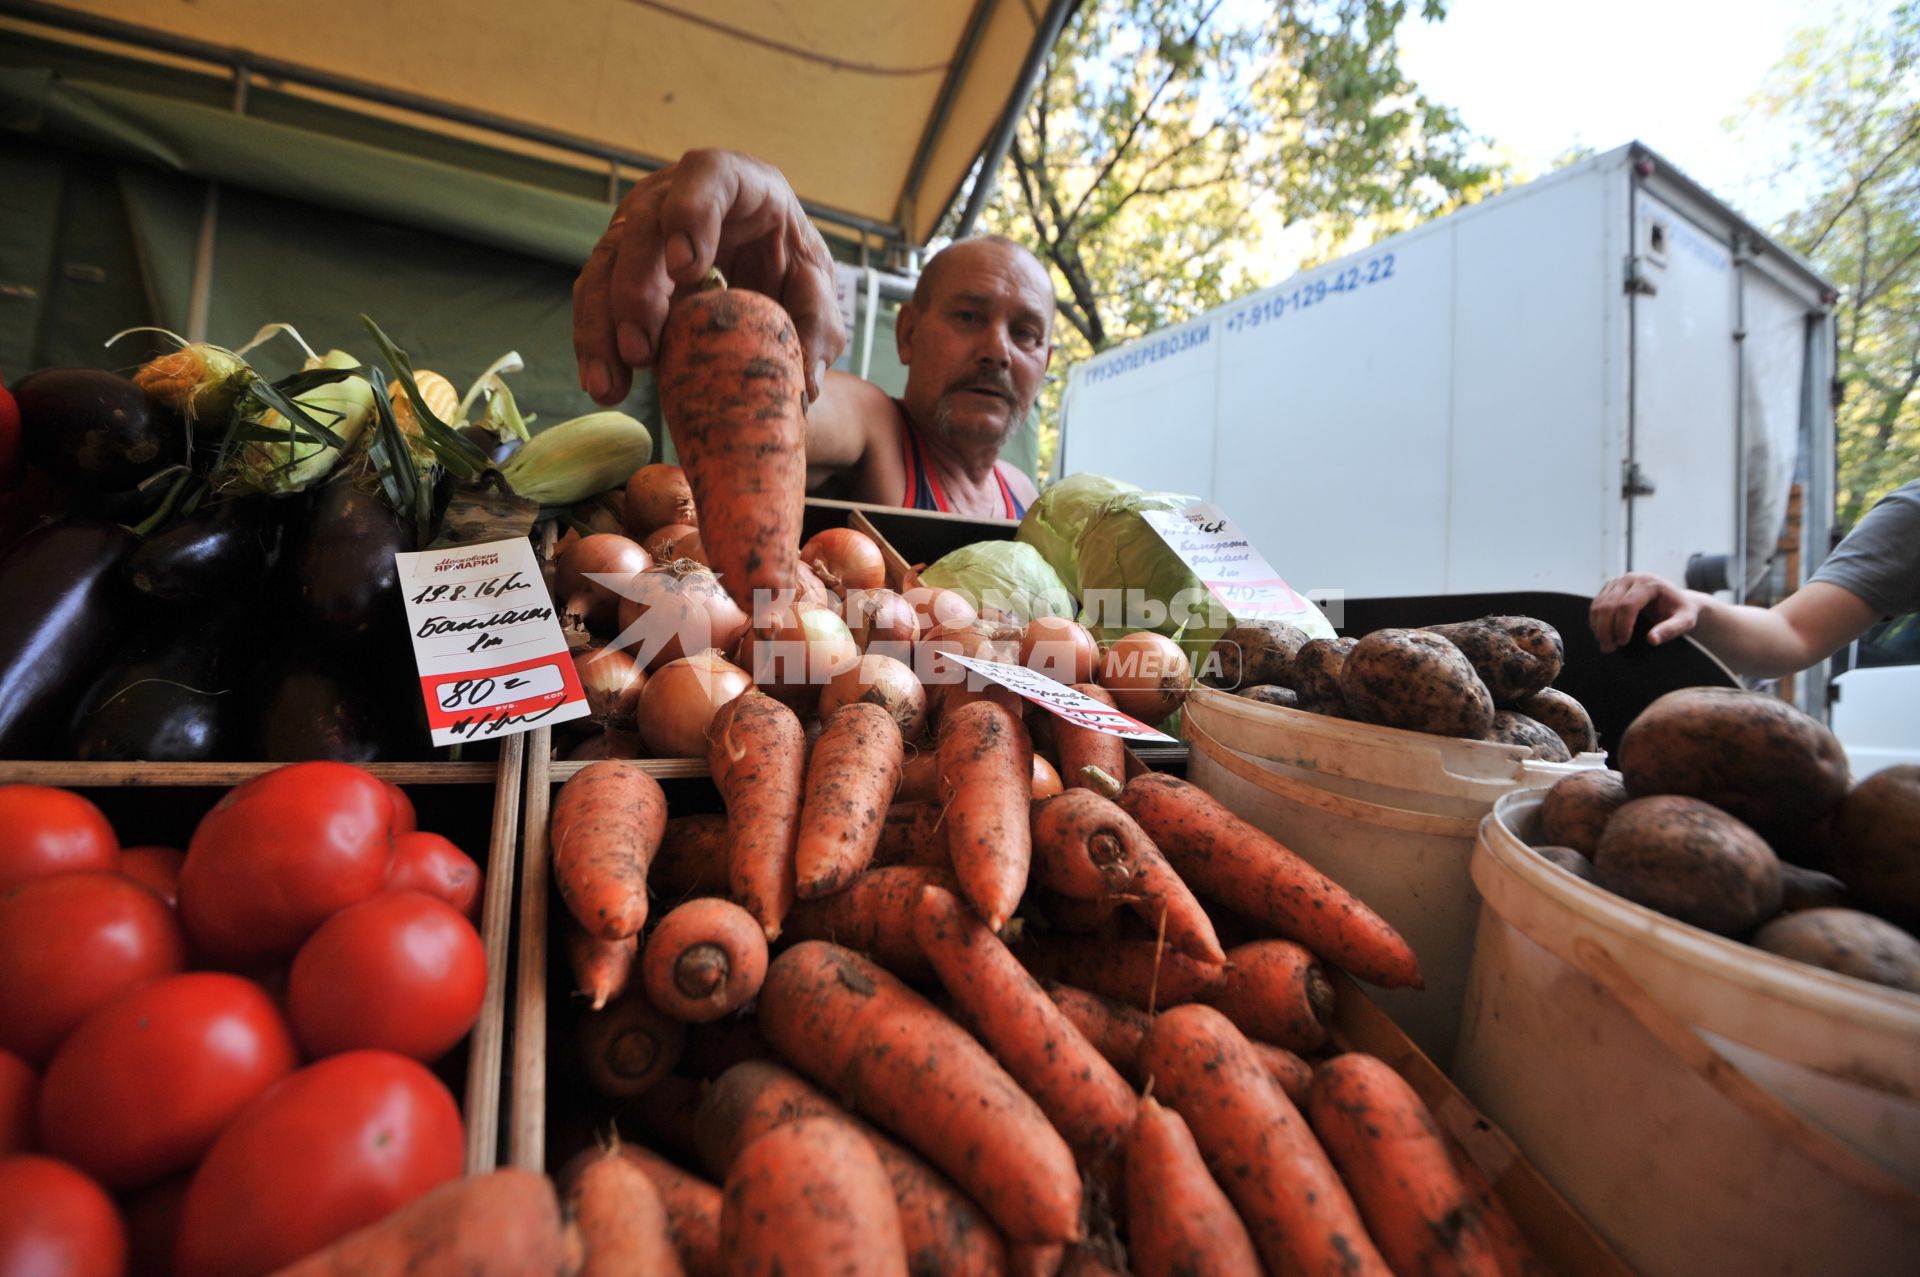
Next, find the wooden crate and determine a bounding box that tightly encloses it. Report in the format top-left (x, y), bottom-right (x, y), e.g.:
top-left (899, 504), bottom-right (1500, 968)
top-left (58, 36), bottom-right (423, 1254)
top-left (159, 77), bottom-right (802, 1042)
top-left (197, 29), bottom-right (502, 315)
top-left (0, 742), bottom-right (526, 1176)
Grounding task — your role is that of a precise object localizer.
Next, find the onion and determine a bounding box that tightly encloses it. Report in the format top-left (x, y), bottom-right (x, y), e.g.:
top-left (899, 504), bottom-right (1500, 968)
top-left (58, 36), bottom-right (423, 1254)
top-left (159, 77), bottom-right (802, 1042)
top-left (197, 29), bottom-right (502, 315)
top-left (902, 583), bottom-right (978, 631)
top-left (794, 558), bottom-right (839, 610)
top-left (624, 463), bottom-right (697, 537)
top-left (1031, 754), bottom-right (1064, 799)
top-left (737, 603), bottom-right (861, 713)
top-left (1098, 631), bottom-right (1193, 724)
top-left (818, 654), bottom-right (928, 740)
top-left (1019, 616), bottom-right (1099, 685)
top-left (556, 533), bottom-right (653, 636)
top-left (567, 728), bottom-right (645, 761)
top-left (914, 620), bottom-right (1021, 690)
top-left (637, 650), bottom-right (752, 759)
top-left (615, 560), bottom-right (750, 672)
top-left (801, 527), bottom-right (886, 595)
top-left (573, 644), bottom-right (645, 729)
top-left (843, 588), bottom-right (920, 655)
top-left (644, 523), bottom-right (706, 566)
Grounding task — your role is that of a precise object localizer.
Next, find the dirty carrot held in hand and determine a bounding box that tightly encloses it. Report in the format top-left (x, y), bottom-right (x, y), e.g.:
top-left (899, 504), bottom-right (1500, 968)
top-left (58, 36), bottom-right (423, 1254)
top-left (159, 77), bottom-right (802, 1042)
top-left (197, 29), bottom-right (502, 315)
top-left (708, 692), bottom-right (805, 940)
top-left (796, 701), bottom-right (905, 898)
top-left (550, 760), bottom-right (667, 939)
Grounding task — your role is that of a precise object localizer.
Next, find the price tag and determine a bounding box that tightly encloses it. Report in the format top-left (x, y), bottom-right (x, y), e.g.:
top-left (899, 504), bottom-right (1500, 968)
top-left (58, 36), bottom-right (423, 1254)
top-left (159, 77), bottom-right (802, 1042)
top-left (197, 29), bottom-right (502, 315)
top-left (1139, 501), bottom-right (1335, 638)
top-left (947, 653), bottom-right (1178, 742)
top-left (395, 538), bottom-right (590, 746)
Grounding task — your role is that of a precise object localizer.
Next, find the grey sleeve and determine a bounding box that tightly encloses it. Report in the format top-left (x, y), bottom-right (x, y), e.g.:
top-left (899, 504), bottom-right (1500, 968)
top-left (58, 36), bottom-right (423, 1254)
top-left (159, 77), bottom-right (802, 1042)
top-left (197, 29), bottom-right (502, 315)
top-left (1808, 480), bottom-right (1920, 619)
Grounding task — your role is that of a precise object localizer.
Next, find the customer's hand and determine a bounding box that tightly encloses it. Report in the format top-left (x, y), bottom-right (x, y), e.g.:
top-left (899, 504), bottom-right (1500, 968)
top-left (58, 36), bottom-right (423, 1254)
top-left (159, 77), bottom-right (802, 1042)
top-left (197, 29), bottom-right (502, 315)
top-left (573, 149), bottom-right (848, 406)
top-left (1590, 572), bottom-right (1703, 653)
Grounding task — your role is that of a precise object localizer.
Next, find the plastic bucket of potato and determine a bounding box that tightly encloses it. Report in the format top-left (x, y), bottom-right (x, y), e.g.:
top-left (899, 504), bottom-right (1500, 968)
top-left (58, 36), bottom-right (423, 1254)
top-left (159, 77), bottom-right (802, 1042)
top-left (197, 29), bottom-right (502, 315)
top-left (1183, 689), bottom-right (1604, 1067)
top-left (1452, 790), bottom-right (1920, 1277)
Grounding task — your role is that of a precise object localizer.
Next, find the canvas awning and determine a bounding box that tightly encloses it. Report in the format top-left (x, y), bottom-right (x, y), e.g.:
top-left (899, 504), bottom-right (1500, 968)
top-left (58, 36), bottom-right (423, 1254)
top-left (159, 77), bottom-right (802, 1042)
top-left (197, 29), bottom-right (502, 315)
top-left (0, 0), bottom-right (1073, 246)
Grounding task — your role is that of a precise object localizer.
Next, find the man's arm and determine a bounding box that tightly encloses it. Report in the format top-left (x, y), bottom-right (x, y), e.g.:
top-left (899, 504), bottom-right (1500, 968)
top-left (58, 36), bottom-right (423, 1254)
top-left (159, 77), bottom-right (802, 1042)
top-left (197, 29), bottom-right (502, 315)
top-left (801, 370), bottom-right (905, 498)
top-left (1591, 573), bottom-right (1880, 677)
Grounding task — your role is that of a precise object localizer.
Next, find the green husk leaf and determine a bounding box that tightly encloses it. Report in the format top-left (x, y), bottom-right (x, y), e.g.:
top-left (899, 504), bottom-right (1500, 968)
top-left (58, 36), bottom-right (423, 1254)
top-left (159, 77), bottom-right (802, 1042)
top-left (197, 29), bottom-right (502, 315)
top-left (359, 315), bottom-right (487, 479)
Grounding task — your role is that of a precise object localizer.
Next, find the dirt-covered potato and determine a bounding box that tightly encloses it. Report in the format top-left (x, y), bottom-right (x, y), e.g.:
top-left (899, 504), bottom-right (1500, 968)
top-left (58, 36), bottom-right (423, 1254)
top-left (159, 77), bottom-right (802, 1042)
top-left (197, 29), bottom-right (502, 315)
top-left (1425, 615), bottom-right (1564, 704)
top-left (1290, 636), bottom-right (1357, 717)
top-left (1339, 629), bottom-right (1495, 738)
top-left (1539, 769), bottom-right (1629, 855)
top-left (1511, 687), bottom-right (1598, 757)
top-left (1533, 844), bottom-right (1598, 882)
top-left (1616, 687), bottom-right (1851, 855)
top-left (1751, 908), bottom-right (1920, 993)
top-left (1779, 863), bottom-right (1851, 914)
top-left (1206, 620), bottom-right (1311, 690)
top-left (1239, 683), bottom-right (1299, 709)
top-left (1594, 795), bottom-right (1784, 936)
top-left (1827, 765), bottom-right (1920, 928)
top-left (1488, 710), bottom-right (1573, 762)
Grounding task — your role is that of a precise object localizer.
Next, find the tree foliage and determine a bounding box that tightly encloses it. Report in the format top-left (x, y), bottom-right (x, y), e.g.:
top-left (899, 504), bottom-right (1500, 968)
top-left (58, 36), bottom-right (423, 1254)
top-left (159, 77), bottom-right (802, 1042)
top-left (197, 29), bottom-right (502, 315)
top-left (1748, 1), bottom-right (1919, 525)
top-left (955, 0), bottom-right (1502, 470)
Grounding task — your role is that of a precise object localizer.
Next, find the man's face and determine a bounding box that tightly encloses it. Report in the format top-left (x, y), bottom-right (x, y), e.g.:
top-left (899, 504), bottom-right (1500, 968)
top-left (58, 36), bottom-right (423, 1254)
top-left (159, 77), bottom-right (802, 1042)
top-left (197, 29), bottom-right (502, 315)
top-left (897, 241), bottom-right (1055, 452)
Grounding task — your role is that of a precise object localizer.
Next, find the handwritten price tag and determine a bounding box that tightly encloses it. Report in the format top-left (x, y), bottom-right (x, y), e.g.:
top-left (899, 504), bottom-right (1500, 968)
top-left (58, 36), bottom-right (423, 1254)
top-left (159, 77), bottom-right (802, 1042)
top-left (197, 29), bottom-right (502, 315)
top-left (1139, 502), bottom-right (1335, 639)
top-left (947, 653), bottom-right (1178, 742)
top-left (395, 538), bottom-right (590, 746)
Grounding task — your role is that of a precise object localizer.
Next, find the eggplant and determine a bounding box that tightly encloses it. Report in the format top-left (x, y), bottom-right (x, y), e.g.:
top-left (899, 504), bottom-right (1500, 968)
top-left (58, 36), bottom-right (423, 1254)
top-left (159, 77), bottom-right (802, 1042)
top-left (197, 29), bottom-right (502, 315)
top-left (293, 483), bottom-right (415, 643)
top-left (127, 498), bottom-right (280, 603)
top-left (0, 520), bottom-right (142, 757)
top-left (67, 613), bottom-right (241, 761)
top-left (252, 655), bottom-right (401, 763)
top-left (12, 368), bottom-right (187, 491)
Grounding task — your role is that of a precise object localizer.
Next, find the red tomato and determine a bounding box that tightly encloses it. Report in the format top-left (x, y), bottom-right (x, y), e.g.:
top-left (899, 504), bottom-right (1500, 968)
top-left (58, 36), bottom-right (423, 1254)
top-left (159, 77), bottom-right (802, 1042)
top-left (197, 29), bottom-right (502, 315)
top-left (37, 973), bottom-right (299, 1189)
top-left (0, 1155), bottom-right (127, 1277)
top-left (178, 762), bottom-right (397, 967)
top-left (172, 1052), bottom-right (463, 1277)
top-left (0, 785), bottom-right (118, 892)
top-left (0, 1050), bottom-right (33, 1156)
top-left (0, 873), bottom-right (186, 1063)
top-left (286, 892), bottom-right (486, 1062)
top-left (383, 831), bottom-right (484, 920)
top-left (384, 782), bottom-right (417, 835)
top-left (118, 846), bottom-right (186, 910)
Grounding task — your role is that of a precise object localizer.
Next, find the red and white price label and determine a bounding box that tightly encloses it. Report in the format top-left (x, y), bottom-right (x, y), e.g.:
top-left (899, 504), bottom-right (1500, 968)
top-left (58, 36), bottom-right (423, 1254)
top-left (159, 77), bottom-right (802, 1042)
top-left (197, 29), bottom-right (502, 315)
top-left (395, 538), bottom-right (590, 746)
top-left (1139, 502), bottom-right (1334, 638)
top-left (946, 653), bottom-right (1178, 742)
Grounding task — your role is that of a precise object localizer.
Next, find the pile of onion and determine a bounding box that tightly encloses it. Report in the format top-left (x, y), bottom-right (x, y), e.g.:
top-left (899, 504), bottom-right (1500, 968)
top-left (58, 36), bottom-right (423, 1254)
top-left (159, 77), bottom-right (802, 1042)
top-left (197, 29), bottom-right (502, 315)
top-left (636, 650), bottom-right (752, 758)
top-left (818, 654), bottom-right (928, 740)
top-left (736, 603), bottom-right (862, 713)
top-left (572, 644), bottom-right (645, 729)
top-left (1018, 615), bottom-right (1100, 686)
top-left (615, 560), bottom-right (750, 672)
top-left (800, 527), bottom-right (886, 595)
top-left (843, 588), bottom-right (920, 655)
top-left (624, 463), bottom-right (698, 538)
top-left (555, 533), bottom-right (652, 635)
top-left (1098, 630), bottom-right (1192, 724)
top-left (644, 523), bottom-right (706, 567)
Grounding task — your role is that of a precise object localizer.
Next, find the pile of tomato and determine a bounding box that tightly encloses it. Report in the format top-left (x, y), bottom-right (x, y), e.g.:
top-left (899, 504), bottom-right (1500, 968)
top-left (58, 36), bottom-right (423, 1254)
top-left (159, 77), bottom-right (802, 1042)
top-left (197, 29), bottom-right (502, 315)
top-left (0, 763), bottom-right (489, 1277)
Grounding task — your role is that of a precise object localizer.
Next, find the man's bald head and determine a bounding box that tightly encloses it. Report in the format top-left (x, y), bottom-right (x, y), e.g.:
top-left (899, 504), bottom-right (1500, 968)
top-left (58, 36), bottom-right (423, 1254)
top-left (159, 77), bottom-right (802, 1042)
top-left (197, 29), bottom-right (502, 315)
top-left (912, 235), bottom-right (1055, 321)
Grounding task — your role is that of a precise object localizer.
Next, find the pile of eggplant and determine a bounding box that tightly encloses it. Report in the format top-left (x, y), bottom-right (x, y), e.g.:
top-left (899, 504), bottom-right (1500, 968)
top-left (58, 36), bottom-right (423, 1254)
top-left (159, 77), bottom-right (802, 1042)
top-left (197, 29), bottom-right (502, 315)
top-left (0, 324), bottom-right (652, 764)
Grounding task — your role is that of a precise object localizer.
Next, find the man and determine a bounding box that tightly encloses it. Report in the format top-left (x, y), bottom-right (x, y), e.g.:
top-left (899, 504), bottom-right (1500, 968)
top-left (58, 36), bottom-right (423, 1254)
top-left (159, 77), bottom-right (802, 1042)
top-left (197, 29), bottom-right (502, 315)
top-left (1590, 478), bottom-right (1920, 677)
top-left (573, 150), bottom-right (1049, 519)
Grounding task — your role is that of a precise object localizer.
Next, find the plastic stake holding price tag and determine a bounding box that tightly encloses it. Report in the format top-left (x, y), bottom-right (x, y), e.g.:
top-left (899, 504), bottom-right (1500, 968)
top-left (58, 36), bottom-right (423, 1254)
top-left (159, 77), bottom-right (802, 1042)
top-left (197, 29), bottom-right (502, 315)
top-left (947, 652), bottom-right (1178, 742)
top-left (395, 538), bottom-right (590, 746)
top-left (1139, 501), bottom-right (1335, 638)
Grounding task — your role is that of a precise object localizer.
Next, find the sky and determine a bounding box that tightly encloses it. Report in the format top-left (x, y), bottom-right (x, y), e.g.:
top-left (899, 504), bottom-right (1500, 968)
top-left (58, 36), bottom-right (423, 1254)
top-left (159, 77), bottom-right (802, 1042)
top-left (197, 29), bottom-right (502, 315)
top-left (1394, 0), bottom-right (1858, 228)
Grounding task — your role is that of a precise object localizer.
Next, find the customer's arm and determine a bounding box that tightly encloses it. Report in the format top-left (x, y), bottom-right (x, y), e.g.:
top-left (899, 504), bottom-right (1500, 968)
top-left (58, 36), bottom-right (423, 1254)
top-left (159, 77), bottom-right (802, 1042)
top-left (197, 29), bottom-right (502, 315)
top-left (1591, 574), bottom-right (1879, 677)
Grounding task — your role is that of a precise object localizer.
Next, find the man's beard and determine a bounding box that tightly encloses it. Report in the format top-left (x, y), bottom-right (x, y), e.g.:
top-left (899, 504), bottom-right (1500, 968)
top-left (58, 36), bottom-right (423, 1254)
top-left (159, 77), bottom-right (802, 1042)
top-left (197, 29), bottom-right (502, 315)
top-left (929, 374), bottom-right (1031, 448)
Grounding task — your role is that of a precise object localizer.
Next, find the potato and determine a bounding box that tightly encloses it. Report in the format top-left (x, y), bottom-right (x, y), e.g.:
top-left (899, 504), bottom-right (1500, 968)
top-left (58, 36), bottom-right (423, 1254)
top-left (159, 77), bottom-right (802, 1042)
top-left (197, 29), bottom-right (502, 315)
top-left (1616, 687), bottom-right (1850, 856)
top-left (1425, 615), bottom-right (1564, 704)
top-left (1206, 620), bottom-right (1311, 691)
top-left (1487, 710), bottom-right (1573, 762)
top-left (1539, 769), bottom-right (1629, 855)
top-left (1533, 844), bottom-right (1597, 882)
top-left (1239, 683), bottom-right (1299, 709)
top-left (1511, 687), bottom-right (1597, 756)
top-left (1340, 628), bottom-right (1495, 738)
top-left (1778, 863), bottom-right (1851, 914)
top-left (1750, 908), bottom-right (1920, 993)
top-left (1290, 636), bottom-right (1357, 717)
top-left (1826, 765), bottom-right (1920, 927)
top-left (1594, 795), bottom-right (1784, 936)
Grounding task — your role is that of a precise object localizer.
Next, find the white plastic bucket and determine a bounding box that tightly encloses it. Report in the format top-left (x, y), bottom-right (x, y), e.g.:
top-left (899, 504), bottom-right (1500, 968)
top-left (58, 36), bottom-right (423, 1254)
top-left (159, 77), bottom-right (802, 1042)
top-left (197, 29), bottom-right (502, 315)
top-left (1453, 791), bottom-right (1920, 1276)
top-left (1183, 689), bottom-right (1603, 1066)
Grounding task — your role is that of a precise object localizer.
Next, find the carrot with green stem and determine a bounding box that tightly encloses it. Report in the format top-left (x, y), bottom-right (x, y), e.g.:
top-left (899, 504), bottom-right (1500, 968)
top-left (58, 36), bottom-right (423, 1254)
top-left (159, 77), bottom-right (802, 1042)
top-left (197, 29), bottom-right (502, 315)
top-left (550, 760), bottom-right (666, 939)
top-left (1205, 939), bottom-right (1335, 1054)
top-left (568, 1140), bottom-right (686, 1277)
top-left (1029, 788), bottom-right (1224, 964)
top-left (707, 692), bottom-right (805, 940)
top-left (757, 940), bottom-right (1084, 1245)
top-left (797, 702), bottom-right (905, 898)
top-left (1125, 1096), bottom-right (1262, 1277)
top-left (937, 700), bottom-right (1034, 932)
top-left (1140, 1004), bottom-right (1392, 1277)
top-left (562, 913), bottom-right (638, 1010)
top-left (912, 883), bottom-right (1138, 1174)
top-left (782, 863), bottom-right (957, 982)
top-left (640, 896), bottom-right (768, 1024)
top-left (721, 1116), bottom-right (910, 1277)
top-left (1114, 771), bottom-right (1424, 989)
top-left (655, 278), bottom-right (806, 621)
top-left (693, 1060), bottom-right (1009, 1277)
top-left (1307, 1053), bottom-right (1503, 1277)
top-left (1056, 685), bottom-right (1127, 792)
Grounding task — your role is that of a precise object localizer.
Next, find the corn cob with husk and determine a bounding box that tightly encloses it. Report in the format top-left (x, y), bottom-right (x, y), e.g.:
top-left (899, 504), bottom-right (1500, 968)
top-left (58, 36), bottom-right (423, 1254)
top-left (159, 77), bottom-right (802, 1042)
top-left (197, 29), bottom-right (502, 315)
top-left (218, 349), bottom-right (375, 494)
top-left (132, 341), bottom-right (254, 427)
top-left (497, 411), bottom-right (653, 506)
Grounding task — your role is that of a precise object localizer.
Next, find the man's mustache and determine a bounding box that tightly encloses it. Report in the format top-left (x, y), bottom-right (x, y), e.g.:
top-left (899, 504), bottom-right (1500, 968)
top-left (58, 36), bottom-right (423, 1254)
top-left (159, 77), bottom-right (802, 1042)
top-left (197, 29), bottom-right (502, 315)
top-left (944, 373), bottom-right (1017, 400)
